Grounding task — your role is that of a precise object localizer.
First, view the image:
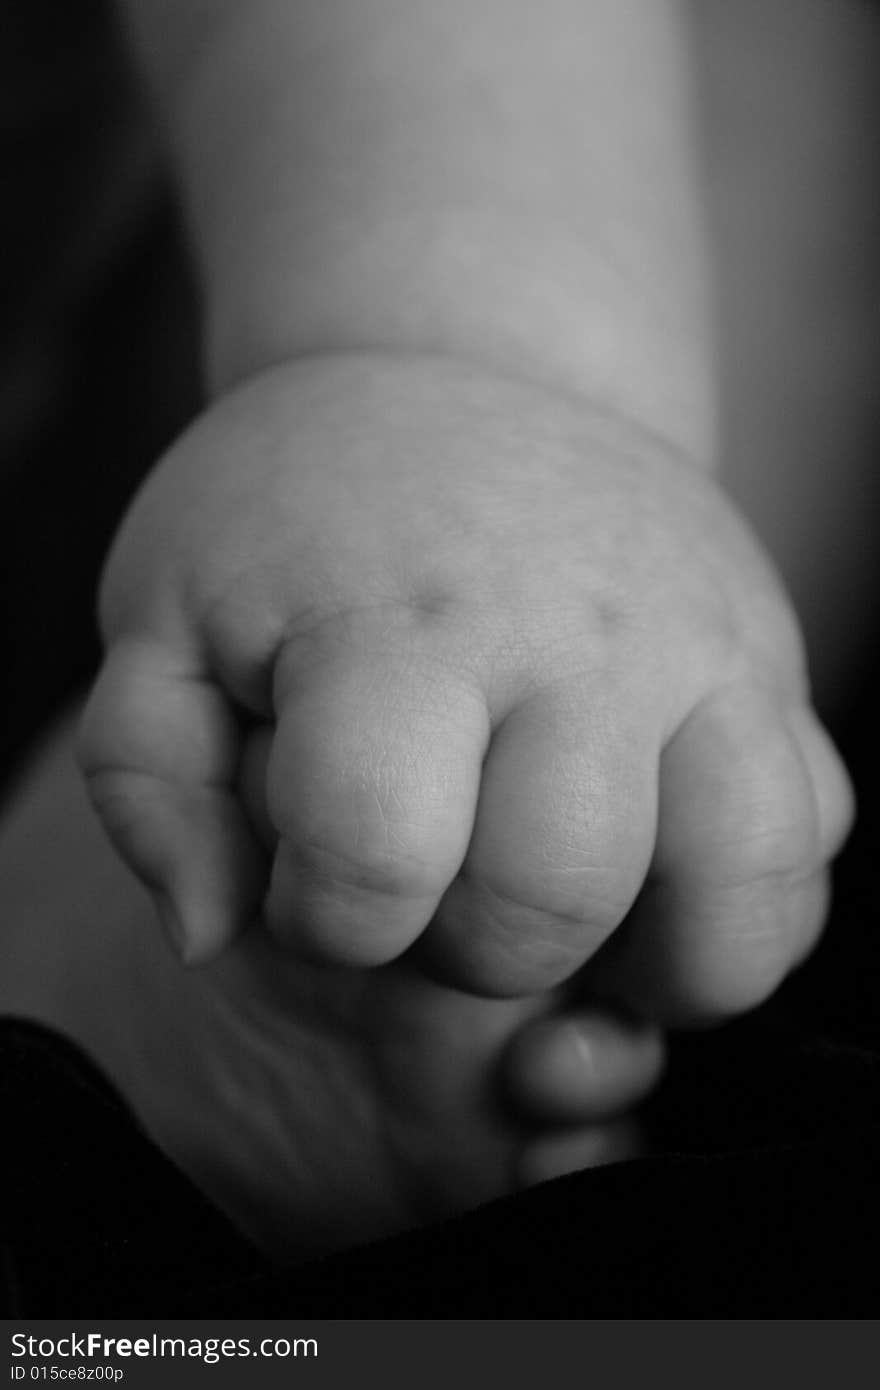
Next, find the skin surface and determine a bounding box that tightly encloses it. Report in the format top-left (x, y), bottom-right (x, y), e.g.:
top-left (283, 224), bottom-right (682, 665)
top-left (68, 0), bottom-right (857, 1244)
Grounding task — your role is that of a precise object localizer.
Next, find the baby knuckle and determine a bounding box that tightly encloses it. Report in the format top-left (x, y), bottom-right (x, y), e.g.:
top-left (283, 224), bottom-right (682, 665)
top-left (297, 830), bottom-right (441, 901)
top-left (80, 766), bottom-right (137, 833)
top-left (683, 924), bottom-right (793, 1019)
top-left (688, 869), bottom-right (828, 1021)
top-left (689, 958), bottom-right (781, 1019)
top-left (724, 792), bottom-right (819, 888)
top-left (275, 597), bottom-right (468, 694)
top-left (479, 871), bottom-right (623, 954)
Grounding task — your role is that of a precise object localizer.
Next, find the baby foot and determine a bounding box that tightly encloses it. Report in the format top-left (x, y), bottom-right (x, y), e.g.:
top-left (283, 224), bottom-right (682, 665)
top-left (0, 715), bottom-right (663, 1258)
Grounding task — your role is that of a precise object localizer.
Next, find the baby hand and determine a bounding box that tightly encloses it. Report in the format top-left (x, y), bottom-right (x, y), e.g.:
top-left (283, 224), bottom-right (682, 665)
top-left (79, 353), bottom-right (853, 1025)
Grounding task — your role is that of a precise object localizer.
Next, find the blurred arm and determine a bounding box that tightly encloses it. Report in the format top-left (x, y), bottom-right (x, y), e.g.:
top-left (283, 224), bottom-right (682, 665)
top-left (117, 0), bottom-right (715, 462)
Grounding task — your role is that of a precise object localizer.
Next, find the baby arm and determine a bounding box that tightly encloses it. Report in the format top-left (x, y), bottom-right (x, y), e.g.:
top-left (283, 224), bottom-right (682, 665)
top-left (81, 0), bottom-right (852, 1027)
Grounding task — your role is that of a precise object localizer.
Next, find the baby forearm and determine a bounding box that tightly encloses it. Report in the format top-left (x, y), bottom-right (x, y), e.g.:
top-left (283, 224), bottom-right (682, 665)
top-left (119, 0), bottom-right (716, 462)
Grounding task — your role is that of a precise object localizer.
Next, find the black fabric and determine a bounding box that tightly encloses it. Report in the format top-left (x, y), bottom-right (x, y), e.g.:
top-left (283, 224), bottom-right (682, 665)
top-left (0, 1020), bottom-right (262, 1316)
top-left (2, 971), bottom-right (880, 1315)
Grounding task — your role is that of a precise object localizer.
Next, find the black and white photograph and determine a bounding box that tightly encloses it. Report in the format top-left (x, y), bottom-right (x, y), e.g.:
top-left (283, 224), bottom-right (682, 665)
top-left (1, 0), bottom-right (879, 1340)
